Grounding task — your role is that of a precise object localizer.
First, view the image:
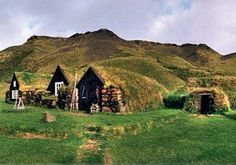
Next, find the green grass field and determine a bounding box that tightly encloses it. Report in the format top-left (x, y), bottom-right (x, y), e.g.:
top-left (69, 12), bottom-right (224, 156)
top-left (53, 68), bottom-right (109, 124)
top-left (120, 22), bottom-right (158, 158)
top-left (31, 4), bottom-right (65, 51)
top-left (107, 115), bottom-right (236, 164)
top-left (0, 98), bottom-right (235, 164)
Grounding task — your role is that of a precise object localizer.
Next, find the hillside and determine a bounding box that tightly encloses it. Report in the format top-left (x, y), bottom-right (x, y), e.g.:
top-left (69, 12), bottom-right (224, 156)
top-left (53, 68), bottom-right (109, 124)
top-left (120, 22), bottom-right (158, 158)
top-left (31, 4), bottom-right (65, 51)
top-left (1, 28), bottom-right (236, 111)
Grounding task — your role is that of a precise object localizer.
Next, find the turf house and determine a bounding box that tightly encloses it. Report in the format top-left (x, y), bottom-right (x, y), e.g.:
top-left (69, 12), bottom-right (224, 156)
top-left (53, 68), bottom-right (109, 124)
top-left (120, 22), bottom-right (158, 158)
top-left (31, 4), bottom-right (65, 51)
top-left (76, 67), bottom-right (105, 111)
top-left (47, 65), bottom-right (70, 96)
top-left (184, 88), bottom-right (230, 114)
top-left (8, 73), bottom-right (20, 101)
top-left (5, 72), bottom-right (51, 104)
top-left (4, 66), bottom-right (126, 112)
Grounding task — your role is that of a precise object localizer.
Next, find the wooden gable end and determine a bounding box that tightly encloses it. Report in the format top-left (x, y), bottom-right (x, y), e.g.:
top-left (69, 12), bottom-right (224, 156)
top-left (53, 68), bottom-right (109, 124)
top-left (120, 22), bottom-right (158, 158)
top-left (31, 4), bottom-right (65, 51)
top-left (47, 65), bottom-right (70, 94)
top-left (76, 67), bottom-right (105, 87)
top-left (9, 73), bottom-right (20, 90)
top-left (76, 67), bottom-right (105, 111)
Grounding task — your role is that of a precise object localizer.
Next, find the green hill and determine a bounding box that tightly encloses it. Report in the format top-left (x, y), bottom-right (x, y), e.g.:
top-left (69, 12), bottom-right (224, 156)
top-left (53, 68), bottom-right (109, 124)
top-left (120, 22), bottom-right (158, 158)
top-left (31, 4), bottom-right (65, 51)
top-left (1, 28), bottom-right (236, 111)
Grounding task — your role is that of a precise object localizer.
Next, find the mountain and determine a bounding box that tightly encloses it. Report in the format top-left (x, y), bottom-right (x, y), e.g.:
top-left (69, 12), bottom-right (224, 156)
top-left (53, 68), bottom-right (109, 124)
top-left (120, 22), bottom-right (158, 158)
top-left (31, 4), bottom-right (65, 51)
top-left (1, 28), bottom-right (236, 111)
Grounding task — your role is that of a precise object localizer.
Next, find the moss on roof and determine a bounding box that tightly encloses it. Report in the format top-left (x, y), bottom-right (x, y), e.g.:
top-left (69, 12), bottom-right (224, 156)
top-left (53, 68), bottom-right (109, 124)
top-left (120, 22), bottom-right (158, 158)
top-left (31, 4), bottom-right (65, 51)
top-left (14, 72), bottom-right (52, 91)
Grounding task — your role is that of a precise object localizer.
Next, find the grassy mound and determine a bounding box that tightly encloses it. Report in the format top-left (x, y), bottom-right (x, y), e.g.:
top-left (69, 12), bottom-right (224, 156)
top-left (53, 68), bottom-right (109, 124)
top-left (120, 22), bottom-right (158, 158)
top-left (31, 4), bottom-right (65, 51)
top-left (187, 76), bottom-right (236, 91)
top-left (97, 56), bottom-right (185, 91)
top-left (96, 66), bottom-right (166, 111)
top-left (13, 72), bottom-right (51, 90)
top-left (184, 88), bottom-right (230, 114)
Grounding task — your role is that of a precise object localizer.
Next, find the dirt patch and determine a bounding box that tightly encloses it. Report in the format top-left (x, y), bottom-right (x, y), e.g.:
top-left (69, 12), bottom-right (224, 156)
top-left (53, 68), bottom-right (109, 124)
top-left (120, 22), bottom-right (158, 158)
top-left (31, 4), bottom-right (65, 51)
top-left (17, 133), bottom-right (49, 139)
top-left (103, 149), bottom-right (113, 165)
top-left (84, 124), bottom-right (97, 127)
top-left (79, 139), bottom-right (100, 153)
top-left (76, 139), bottom-right (99, 162)
top-left (192, 114), bottom-right (222, 118)
top-left (83, 131), bottom-right (98, 135)
top-left (192, 114), bottom-right (207, 119)
top-left (16, 132), bottom-right (68, 140)
top-left (76, 150), bottom-right (85, 162)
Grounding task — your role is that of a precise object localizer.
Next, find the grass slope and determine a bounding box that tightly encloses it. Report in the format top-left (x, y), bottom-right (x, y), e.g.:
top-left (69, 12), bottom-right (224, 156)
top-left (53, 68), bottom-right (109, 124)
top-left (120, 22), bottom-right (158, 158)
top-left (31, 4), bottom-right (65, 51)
top-left (97, 56), bottom-right (185, 91)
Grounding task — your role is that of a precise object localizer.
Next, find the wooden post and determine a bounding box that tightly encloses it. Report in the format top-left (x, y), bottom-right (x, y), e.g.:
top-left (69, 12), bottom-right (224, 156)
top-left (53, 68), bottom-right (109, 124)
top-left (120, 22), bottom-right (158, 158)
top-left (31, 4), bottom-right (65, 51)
top-left (13, 97), bottom-right (25, 110)
top-left (70, 73), bottom-right (78, 111)
top-left (17, 97), bottom-right (25, 110)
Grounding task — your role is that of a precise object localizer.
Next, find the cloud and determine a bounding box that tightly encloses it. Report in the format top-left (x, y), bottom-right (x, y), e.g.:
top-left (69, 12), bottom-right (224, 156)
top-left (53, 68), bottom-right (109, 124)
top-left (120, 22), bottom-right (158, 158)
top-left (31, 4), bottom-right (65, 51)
top-left (145, 0), bottom-right (236, 54)
top-left (0, 0), bottom-right (235, 54)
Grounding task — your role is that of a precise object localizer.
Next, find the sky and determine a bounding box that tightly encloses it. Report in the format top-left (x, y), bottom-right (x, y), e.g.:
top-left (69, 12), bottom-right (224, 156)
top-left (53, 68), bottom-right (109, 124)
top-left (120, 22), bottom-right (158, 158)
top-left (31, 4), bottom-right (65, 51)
top-left (0, 0), bottom-right (236, 55)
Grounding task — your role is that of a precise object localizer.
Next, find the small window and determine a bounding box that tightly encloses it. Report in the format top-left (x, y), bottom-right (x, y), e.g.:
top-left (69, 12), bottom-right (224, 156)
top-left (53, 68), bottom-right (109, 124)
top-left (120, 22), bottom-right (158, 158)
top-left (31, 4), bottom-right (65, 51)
top-left (81, 86), bottom-right (86, 99)
top-left (12, 90), bottom-right (18, 99)
top-left (55, 82), bottom-right (64, 96)
top-left (13, 81), bottom-right (16, 87)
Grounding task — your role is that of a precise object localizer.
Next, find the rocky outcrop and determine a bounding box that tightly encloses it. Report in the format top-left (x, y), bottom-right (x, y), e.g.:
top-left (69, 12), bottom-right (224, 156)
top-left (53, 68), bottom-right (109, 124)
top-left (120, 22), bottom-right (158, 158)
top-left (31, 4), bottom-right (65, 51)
top-left (41, 112), bottom-right (56, 123)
